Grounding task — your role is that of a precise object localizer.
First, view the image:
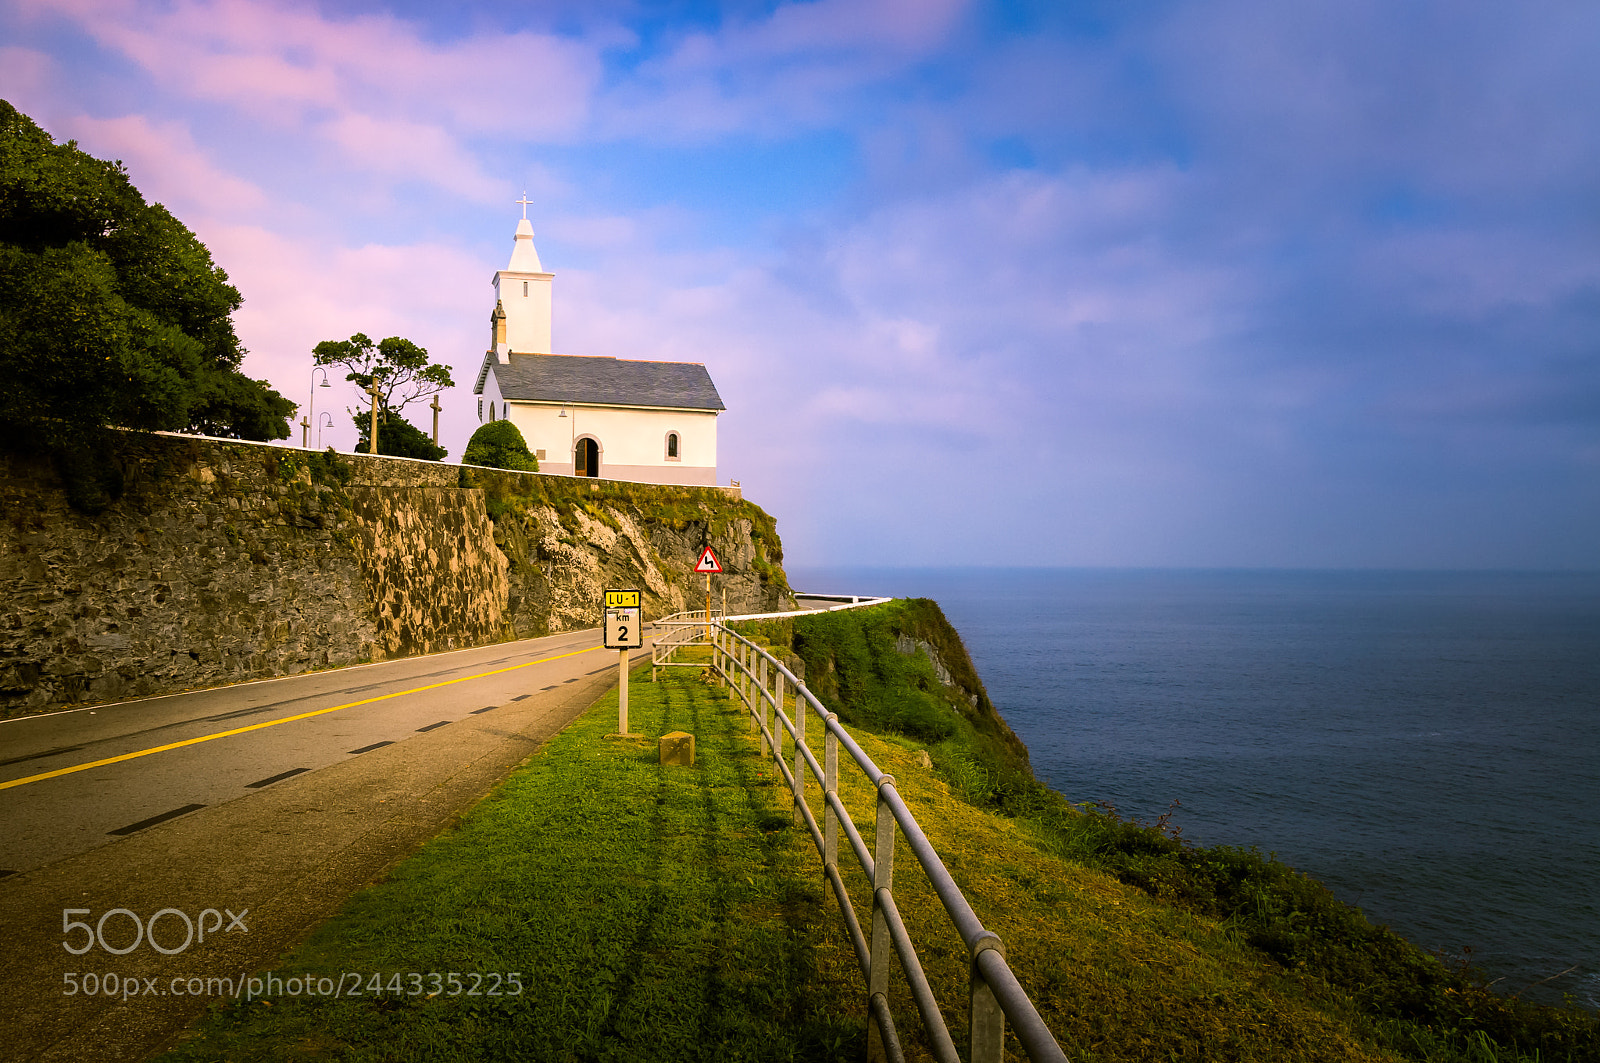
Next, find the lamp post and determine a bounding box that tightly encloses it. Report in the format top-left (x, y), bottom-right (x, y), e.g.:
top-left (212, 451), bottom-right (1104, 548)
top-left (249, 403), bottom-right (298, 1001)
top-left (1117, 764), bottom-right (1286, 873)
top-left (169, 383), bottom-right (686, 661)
top-left (307, 367), bottom-right (330, 449)
top-left (317, 412), bottom-right (334, 450)
top-left (559, 403), bottom-right (574, 476)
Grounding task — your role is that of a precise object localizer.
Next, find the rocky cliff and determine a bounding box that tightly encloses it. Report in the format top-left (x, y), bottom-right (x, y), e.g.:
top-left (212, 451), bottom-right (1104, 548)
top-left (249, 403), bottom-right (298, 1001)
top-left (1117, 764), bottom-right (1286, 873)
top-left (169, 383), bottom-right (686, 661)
top-left (0, 432), bottom-right (793, 716)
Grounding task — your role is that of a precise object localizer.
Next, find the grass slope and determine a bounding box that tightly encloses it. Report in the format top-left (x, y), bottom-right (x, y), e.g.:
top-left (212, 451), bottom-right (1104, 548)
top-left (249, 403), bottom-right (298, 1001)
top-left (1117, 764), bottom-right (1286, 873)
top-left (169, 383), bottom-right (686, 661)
top-left (753, 600), bottom-right (1599, 1063)
top-left (160, 607), bottom-right (1597, 1062)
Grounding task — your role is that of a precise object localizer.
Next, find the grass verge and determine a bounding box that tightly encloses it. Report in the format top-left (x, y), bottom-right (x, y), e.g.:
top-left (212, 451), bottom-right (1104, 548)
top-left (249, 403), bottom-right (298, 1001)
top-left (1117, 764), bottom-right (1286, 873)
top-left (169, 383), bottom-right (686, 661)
top-left (159, 619), bottom-right (1597, 1062)
top-left (159, 659), bottom-right (862, 1062)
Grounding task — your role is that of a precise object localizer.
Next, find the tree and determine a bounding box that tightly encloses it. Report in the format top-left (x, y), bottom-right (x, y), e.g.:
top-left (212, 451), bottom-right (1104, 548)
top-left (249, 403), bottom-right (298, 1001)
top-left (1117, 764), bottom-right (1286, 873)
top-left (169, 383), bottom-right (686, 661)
top-left (463, 419), bottom-right (538, 471)
top-left (353, 408), bottom-right (447, 461)
top-left (0, 99), bottom-right (293, 465)
top-left (312, 332), bottom-right (453, 454)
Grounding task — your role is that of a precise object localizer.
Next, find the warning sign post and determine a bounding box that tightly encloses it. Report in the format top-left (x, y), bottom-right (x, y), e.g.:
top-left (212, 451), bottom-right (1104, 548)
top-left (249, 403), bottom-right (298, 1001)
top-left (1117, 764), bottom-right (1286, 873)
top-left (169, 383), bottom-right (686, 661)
top-left (695, 547), bottom-right (721, 641)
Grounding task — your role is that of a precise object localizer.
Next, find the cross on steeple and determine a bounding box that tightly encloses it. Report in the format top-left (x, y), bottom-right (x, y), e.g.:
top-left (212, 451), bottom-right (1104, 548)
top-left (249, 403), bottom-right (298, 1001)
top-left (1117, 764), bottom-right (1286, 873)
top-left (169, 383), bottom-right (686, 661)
top-left (515, 192), bottom-right (533, 219)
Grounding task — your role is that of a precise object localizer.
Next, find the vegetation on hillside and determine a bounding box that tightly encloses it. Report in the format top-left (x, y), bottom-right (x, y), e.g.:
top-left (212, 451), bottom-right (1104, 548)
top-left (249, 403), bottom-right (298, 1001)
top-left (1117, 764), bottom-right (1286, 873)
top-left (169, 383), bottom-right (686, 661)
top-left (736, 600), bottom-right (1599, 1063)
top-left (459, 464), bottom-right (790, 600)
top-left (0, 99), bottom-right (293, 509)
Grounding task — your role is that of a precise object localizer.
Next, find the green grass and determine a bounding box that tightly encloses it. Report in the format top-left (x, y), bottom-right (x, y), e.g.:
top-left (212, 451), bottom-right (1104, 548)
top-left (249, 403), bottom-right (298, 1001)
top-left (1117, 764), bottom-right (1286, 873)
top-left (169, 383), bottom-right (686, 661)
top-left (159, 613), bottom-right (1598, 1063)
top-left (161, 660), bottom-right (863, 1062)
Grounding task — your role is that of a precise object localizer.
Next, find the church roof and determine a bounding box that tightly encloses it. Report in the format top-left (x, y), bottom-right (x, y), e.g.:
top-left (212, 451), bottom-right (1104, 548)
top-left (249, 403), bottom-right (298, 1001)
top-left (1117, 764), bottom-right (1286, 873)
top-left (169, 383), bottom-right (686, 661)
top-left (496, 352), bottom-right (725, 412)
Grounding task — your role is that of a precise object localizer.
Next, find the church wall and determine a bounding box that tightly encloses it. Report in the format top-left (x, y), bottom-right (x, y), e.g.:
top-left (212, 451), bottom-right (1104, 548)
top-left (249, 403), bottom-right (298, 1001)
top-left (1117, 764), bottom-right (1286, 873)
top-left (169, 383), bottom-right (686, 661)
top-left (476, 367), bottom-right (505, 425)
top-left (507, 403), bottom-right (718, 486)
top-left (0, 432), bottom-right (789, 717)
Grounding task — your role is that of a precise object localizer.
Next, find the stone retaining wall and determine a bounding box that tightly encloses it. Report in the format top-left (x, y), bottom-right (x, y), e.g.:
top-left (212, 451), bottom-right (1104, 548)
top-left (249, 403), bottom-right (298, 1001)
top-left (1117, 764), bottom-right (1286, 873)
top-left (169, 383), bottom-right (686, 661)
top-left (0, 434), bottom-right (792, 716)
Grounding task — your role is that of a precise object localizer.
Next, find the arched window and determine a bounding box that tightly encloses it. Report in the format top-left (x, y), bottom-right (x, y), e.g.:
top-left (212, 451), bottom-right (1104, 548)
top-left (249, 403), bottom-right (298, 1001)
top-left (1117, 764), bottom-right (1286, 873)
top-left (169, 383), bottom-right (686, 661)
top-left (665, 432), bottom-right (680, 460)
top-left (490, 401), bottom-right (496, 421)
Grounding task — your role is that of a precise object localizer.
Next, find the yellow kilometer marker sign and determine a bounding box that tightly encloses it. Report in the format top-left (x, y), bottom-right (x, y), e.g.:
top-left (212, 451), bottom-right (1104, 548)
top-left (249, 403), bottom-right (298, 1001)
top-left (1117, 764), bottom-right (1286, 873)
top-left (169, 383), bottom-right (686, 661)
top-left (604, 588), bottom-right (644, 737)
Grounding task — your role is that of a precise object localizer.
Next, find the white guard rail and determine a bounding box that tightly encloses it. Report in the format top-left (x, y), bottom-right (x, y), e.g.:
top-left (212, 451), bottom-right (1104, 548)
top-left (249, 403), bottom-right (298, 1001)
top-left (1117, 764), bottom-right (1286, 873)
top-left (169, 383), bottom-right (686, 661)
top-left (657, 615), bottom-right (1068, 1063)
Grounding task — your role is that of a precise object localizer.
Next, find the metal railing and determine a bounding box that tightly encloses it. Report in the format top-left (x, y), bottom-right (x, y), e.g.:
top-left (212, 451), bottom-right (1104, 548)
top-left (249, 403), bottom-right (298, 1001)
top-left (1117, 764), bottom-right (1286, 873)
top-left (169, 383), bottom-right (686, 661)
top-left (659, 616), bottom-right (1068, 1063)
top-left (650, 611), bottom-right (723, 679)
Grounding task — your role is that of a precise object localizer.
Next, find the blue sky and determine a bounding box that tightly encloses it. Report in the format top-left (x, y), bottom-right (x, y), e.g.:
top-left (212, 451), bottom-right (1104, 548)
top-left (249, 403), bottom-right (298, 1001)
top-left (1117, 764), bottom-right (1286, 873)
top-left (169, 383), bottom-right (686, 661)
top-left (3, 0), bottom-right (1597, 568)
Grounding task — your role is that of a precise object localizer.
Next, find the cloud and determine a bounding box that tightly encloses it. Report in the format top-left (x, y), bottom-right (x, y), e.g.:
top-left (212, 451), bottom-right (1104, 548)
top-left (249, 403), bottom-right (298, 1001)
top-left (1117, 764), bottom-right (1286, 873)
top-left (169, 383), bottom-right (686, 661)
top-left (18, 0), bottom-right (601, 195)
top-left (56, 113), bottom-right (268, 217)
top-left (319, 114), bottom-right (502, 203)
top-left (0, 46), bottom-right (54, 105)
top-left (593, 0), bottom-right (972, 138)
top-left (196, 223), bottom-right (491, 452)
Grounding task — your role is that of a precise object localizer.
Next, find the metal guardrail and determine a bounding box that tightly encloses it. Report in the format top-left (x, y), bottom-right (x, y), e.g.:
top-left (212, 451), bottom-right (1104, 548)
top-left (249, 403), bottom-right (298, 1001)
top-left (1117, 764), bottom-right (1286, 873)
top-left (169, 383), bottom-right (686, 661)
top-left (657, 616), bottom-right (1068, 1063)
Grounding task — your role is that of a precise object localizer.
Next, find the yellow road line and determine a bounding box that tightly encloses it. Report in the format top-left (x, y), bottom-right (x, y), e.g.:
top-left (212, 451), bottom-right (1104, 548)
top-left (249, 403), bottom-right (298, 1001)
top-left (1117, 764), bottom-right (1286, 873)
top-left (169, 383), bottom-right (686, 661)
top-left (0, 644), bottom-right (607, 792)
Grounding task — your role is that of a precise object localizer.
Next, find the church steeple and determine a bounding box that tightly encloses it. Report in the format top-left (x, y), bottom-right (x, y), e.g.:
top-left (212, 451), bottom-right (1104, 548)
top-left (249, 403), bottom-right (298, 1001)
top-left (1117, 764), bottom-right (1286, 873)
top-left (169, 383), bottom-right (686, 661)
top-left (508, 218), bottom-right (543, 273)
top-left (492, 197), bottom-right (554, 355)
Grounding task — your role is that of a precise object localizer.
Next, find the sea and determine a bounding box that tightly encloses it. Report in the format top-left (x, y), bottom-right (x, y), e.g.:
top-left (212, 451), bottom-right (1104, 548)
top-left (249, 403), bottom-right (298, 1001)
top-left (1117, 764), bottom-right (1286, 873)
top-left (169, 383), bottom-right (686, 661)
top-left (785, 567), bottom-right (1600, 1011)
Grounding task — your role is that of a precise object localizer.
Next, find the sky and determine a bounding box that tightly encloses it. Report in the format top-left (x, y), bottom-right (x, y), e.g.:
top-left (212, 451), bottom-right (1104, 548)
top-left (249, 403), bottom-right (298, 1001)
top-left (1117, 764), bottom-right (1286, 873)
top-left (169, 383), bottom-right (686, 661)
top-left (3, 0), bottom-right (1597, 569)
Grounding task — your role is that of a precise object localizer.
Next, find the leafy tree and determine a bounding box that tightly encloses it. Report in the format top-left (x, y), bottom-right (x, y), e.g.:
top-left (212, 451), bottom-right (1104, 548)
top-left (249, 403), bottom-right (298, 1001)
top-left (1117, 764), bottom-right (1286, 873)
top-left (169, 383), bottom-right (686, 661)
top-left (353, 408), bottom-right (447, 461)
top-left (463, 419), bottom-right (538, 471)
top-left (313, 333), bottom-right (452, 414)
top-left (0, 98), bottom-right (293, 469)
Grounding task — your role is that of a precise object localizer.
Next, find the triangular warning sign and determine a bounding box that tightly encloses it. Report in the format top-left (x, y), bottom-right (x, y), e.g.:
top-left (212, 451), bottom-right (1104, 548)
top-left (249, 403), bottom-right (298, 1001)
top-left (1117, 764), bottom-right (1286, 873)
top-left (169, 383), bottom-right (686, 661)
top-left (695, 546), bottom-right (723, 573)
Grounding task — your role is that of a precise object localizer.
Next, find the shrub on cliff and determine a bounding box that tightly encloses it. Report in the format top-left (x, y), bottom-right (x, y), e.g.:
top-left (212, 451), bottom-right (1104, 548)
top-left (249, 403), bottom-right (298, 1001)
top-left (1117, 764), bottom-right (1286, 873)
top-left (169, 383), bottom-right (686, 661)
top-left (463, 420), bottom-right (538, 472)
top-left (353, 408), bottom-right (446, 461)
top-left (0, 100), bottom-right (293, 462)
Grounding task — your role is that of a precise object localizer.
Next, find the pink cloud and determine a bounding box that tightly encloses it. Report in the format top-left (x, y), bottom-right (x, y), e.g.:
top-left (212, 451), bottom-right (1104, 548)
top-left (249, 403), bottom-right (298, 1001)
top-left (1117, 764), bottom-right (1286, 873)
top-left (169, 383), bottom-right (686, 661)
top-left (17, 0), bottom-right (600, 197)
top-left (58, 113), bottom-right (268, 217)
top-left (0, 46), bottom-right (54, 105)
top-left (319, 114), bottom-right (502, 204)
top-left (200, 224), bottom-right (492, 453)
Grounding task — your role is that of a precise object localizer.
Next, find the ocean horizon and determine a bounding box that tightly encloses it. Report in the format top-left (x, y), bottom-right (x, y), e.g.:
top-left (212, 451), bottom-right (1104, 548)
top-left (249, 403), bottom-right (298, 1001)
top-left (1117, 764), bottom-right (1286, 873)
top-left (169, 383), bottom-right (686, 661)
top-left (786, 566), bottom-right (1600, 1011)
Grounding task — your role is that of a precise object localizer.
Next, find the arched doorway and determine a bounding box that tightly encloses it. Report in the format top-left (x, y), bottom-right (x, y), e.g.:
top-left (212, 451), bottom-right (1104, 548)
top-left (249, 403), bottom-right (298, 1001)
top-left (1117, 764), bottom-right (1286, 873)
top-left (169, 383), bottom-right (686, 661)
top-left (574, 437), bottom-right (599, 477)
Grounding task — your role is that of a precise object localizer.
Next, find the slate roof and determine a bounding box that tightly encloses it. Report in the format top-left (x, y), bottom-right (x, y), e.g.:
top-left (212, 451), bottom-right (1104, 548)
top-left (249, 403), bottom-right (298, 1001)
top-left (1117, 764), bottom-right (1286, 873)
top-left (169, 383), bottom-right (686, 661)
top-left (492, 353), bottom-right (725, 412)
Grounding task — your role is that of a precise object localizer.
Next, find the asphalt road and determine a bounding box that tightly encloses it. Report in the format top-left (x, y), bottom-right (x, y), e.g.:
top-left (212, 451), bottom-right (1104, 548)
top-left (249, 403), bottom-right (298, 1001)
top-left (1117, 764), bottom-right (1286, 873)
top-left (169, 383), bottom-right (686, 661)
top-left (0, 628), bottom-right (652, 1062)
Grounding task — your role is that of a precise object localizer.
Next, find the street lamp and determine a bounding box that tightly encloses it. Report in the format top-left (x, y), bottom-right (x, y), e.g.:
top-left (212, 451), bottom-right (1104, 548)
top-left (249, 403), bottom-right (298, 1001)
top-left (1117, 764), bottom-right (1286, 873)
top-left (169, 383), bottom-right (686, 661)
top-left (307, 367), bottom-right (330, 449)
top-left (317, 412), bottom-right (334, 450)
top-left (559, 403), bottom-right (575, 476)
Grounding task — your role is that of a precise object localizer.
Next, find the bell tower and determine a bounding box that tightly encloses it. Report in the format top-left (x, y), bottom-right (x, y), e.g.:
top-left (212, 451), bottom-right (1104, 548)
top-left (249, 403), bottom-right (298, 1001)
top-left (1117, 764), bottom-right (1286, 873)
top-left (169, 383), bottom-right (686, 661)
top-left (492, 195), bottom-right (554, 358)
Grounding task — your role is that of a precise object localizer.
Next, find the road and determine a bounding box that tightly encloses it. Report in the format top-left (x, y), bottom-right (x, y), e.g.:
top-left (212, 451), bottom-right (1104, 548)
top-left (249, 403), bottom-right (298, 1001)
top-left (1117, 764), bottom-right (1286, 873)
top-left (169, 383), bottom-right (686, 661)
top-left (0, 627), bottom-right (650, 1062)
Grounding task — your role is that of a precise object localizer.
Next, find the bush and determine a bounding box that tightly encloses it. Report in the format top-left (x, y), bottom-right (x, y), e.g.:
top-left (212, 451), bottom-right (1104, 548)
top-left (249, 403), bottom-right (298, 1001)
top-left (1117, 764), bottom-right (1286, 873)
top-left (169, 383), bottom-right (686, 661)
top-left (353, 408), bottom-right (446, 460)
top-left (463, 419), bottom-right (537, 471)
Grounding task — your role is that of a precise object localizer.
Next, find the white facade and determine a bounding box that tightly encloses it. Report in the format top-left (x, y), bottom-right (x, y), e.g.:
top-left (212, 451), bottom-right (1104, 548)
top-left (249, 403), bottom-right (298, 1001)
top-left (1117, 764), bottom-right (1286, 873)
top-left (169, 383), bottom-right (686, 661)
top-left (473, 214), bottom-right (723, 488)
top-left (505, 402), bottom-right (718, 486)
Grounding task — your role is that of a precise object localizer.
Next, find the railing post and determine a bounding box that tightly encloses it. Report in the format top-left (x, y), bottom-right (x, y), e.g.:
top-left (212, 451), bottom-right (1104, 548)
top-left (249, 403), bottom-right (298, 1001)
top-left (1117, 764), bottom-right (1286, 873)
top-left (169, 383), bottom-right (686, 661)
top-left (739, 641), bottom-right (749, 709)
top-left (969, 934), bottom-right (1007, 1063)
top-left (867, 775), bottom-right (897, 1063)
top-left (773, 670), bottom-right (786, 766)
top-left (793, 688), bottom-right (807, 825)
top-left (758, 655), bottom-right (769, 751)
top-left (824, 713), bottom-right (839, 873)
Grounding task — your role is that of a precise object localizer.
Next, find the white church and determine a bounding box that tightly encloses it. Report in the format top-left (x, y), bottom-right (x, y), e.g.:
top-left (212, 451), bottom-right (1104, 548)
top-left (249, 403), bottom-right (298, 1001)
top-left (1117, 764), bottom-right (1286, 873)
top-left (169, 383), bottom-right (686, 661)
top-left (472, 213), bottom-right (724, 487)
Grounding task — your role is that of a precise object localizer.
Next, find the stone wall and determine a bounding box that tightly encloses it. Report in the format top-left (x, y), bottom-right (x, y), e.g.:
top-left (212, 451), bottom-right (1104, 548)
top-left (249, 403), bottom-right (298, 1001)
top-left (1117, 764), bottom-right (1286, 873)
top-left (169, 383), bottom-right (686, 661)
top-left (0, 434), bottom-right (794, 716)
